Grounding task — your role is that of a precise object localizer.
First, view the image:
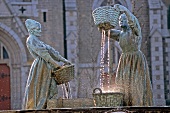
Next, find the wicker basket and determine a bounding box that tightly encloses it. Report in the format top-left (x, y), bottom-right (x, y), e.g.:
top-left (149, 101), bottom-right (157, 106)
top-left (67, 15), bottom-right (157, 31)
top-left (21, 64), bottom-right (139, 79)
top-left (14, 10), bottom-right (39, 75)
top-left (52, 65), bottom-right (74, 85)
top-left (92, 6), bottom-right (120, 30)
top-left (93, 88), bottom-right (124, 107)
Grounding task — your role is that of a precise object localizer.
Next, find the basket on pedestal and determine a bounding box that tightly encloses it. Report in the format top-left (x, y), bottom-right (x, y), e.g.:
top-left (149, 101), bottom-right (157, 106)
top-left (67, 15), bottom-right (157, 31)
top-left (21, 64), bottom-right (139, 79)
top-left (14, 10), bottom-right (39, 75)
top-left (52, 64), bottom-right (74, 85)
top-left (93, 88), bottom-right (124, 107)
top-left (92, 6), bottom-right (120, 30)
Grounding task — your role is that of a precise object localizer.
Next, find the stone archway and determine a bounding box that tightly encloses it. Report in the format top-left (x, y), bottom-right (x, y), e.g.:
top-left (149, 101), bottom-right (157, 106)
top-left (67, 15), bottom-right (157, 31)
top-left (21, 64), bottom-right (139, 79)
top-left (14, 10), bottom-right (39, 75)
top-left (0, 22), bottom-right (28, 110)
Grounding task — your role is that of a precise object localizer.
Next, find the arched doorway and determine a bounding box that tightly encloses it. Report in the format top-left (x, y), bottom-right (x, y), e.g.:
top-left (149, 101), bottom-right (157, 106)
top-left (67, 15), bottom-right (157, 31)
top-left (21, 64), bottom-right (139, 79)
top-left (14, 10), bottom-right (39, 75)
top-left (0, 43), bottom-right (10, 110)
top-left (0, 64), bottom-right (10, 110)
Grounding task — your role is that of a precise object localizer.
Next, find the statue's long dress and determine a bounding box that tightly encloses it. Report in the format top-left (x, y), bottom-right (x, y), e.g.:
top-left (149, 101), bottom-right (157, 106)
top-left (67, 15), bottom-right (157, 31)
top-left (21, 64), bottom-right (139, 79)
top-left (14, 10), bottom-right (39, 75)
top-left (22, 36), bottom-right (58, 109)
top-left (115, 16), bottom-right (153, 106)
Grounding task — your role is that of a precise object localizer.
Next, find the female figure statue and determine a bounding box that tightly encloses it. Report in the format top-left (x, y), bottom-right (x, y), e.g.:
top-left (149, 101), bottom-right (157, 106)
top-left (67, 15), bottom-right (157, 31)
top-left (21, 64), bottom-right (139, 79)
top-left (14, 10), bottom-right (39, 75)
top-left (22, 19), bottom-right (71, 109)
top-left (99, 4), bottom-right (153, 106)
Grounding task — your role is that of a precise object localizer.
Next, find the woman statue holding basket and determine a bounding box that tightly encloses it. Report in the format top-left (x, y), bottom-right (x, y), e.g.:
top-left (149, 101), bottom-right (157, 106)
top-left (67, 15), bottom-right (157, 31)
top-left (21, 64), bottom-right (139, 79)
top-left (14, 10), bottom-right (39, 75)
top-left (93, 4), bottom-right (153, 106)
top-left (22, 19), bottom-right (72, 109)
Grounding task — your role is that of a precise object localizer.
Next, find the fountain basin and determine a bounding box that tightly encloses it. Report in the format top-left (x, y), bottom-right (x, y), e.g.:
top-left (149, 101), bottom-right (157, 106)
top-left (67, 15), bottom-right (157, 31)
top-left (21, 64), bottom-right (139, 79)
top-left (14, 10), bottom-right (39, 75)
top-left (93, 88), bottom-right (124, 107)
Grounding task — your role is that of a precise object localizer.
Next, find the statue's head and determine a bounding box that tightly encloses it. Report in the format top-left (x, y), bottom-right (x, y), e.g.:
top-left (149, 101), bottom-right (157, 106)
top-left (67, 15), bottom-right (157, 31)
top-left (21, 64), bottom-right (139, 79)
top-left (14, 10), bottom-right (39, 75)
top-left (119, 13), bottom-right (128, 28)
top-left (25, 19), bottom-right (41, 37)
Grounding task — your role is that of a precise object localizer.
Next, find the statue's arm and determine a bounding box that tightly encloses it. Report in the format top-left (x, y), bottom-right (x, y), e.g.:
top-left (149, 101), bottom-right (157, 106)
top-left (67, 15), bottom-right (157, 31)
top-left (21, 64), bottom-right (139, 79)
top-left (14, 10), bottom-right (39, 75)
top-left (125, 10), bottom-right (141, 36)
top-left (114, 4), bottom-right (141, 36)
top-left (46, 44), bottom-right (71, 64)
top-left (109, 29), bottom-right (120, 41)
top-left (28, 39), bottom-right (61, 67)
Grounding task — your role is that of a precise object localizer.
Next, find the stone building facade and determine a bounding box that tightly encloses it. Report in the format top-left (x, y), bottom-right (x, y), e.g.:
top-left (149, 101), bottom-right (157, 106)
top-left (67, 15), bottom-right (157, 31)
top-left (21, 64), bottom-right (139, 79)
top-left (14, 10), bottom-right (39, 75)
top-left (0, 0), bottom-right (64, 109)
top-left (148, 0), bottom-right (170, 106)
top-left (0, 0), bottom-right (169, 110)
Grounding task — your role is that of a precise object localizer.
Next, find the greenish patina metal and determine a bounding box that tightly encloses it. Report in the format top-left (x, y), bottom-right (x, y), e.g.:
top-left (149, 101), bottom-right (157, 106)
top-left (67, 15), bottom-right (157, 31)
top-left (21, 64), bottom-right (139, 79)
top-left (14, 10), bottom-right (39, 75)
top-left (93, 4), bottom-right (153, 106)
top-left (22, 19), bottom-right (72, 110)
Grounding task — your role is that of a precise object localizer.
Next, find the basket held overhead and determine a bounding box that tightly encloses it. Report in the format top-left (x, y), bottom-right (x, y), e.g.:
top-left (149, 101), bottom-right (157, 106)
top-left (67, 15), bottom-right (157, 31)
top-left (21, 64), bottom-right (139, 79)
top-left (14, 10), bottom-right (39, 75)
top-left (92, 6), bottom-right (120, 30)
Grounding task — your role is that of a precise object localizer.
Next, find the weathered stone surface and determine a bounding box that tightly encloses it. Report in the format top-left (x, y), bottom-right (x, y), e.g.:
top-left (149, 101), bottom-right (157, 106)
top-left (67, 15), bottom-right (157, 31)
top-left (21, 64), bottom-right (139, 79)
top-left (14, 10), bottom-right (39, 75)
top-left (47, 98), bottom-right (94, 108)
top-left (1, 107), bottom-right (170, 113)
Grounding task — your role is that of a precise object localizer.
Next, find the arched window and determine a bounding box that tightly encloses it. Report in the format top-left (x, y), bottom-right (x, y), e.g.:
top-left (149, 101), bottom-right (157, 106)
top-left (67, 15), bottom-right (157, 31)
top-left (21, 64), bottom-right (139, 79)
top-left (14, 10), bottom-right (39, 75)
top-left (3, 47), bottom-right (9, 59)
top-left (0, 41), bottom-right (9, 59)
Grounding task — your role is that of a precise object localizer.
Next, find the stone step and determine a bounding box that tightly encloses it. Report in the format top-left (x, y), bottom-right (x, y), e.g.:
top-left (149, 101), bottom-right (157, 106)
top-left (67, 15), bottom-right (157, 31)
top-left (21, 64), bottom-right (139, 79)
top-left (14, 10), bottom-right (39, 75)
top-left (1, 107), bottom-right (170, 113)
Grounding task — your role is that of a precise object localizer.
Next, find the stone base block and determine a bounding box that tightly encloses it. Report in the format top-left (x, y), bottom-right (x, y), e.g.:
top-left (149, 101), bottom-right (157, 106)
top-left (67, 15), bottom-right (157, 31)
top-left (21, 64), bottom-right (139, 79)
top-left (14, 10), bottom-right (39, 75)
top-left (47, 98), bottom-right (95, 108)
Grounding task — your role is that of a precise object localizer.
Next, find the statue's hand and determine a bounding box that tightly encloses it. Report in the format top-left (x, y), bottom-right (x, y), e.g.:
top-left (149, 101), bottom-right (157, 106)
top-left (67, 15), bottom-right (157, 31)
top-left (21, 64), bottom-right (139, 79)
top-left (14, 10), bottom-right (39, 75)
top-left (63, 60), bottom-right (72, 65)
top-left (114, 4), bottom-right (127, 12)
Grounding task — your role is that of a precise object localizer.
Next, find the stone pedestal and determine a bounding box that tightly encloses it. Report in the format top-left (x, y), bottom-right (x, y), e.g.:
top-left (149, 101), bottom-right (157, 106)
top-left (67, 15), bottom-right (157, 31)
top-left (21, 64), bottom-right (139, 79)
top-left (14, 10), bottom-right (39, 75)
top-left (47, 98), bottom-right (94, 108)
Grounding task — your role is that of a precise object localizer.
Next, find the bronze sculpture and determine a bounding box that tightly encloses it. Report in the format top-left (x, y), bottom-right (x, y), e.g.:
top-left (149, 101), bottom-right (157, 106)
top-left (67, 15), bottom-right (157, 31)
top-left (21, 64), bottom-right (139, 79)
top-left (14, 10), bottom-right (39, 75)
top-left (22, 19), bottom-right (72, 109)
top-left (93, 4), bottom-right (153, 106)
